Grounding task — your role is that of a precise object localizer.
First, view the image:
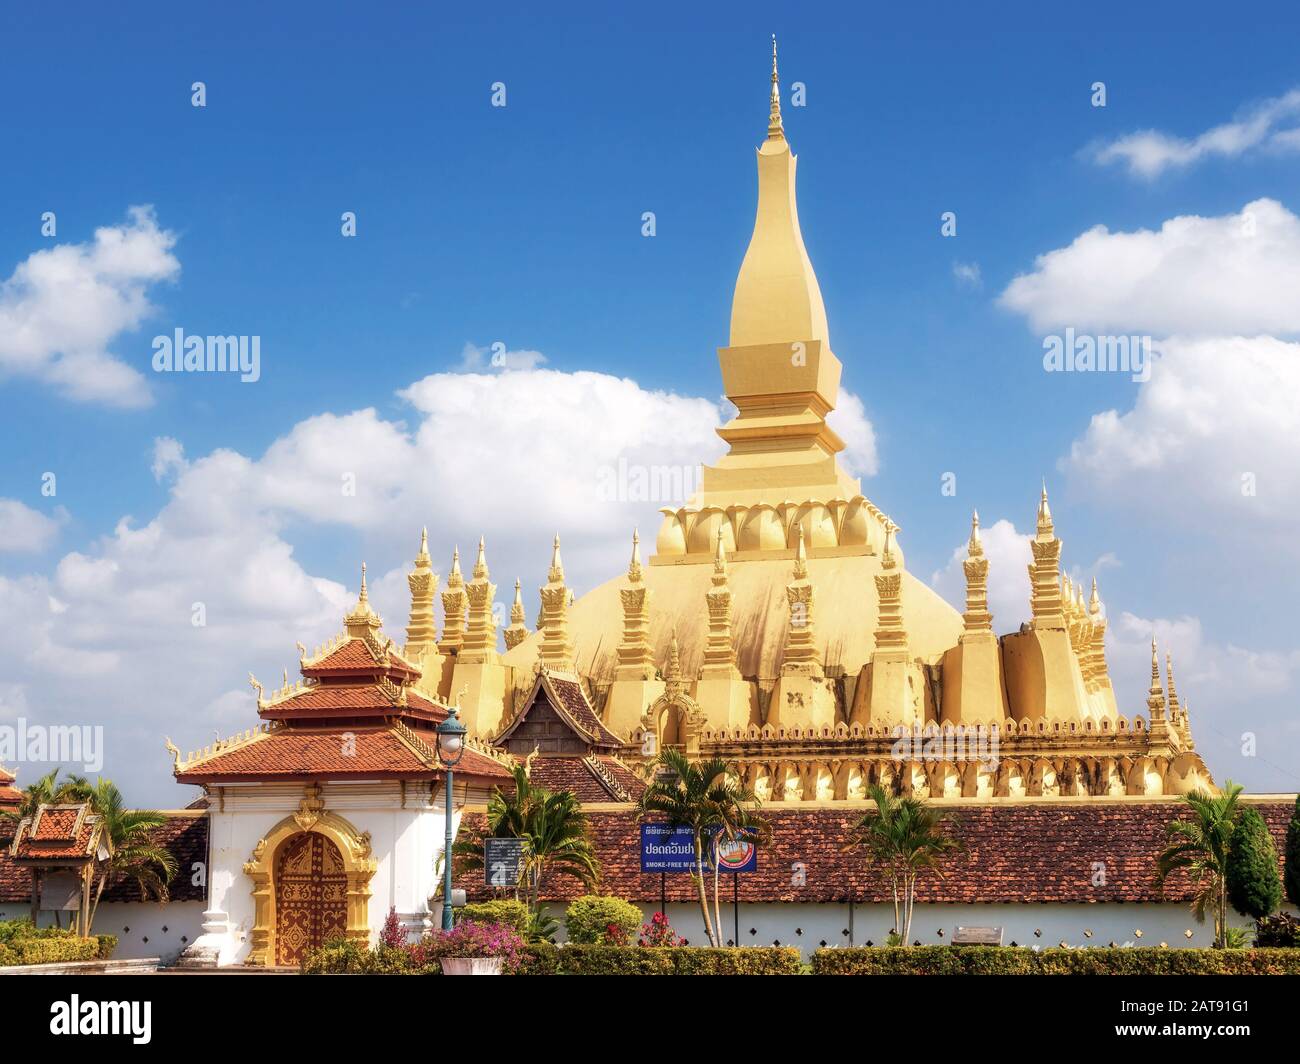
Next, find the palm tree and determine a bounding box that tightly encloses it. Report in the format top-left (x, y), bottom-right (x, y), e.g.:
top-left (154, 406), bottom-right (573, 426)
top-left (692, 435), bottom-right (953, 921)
top-left (848, 784), bottom-right (961, 946)
top-left (1, 768), bottom-right (79, 824)
top-left (73, 779), bottom-right (177, 933)
top-left (453, 765), bottom-right (599, 915)
top-left (637, 750), bottom-right (766, 948)
top-left (1155, 781), bottom-right (1243, 948)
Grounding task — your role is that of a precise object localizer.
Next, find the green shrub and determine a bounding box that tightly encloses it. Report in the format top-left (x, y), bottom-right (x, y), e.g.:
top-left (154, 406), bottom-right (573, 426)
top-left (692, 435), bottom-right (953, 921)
top-left (1255, 912), bottom-right (1300, 948)
top-left (301, 936), bottom-right (374, 974)
top-left (458, 900), bottom-right (529, 934)
top-left (564, 896), bottom-right (643, 945)
top-left (1226, 807), bottom-right (1283, 919)
top-left (553, 945), bottom-right (800, 975)
top-left (95, 934), bottom-right (118, 959)
top-left (517, 942), bottom-right (562, 975)
top-left (812, 945), bottom-right (1300, 975)
top-left (5, 937), bottom-right (102, 966)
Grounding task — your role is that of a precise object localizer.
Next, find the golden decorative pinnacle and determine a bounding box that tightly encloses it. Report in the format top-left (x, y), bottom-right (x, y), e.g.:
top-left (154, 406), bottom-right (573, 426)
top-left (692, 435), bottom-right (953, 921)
top-left (968, 509), bottom-right (983, 557)
top-left (446, 546), bottom-right (463, 588)
top-left (881, 524), bottom-right (897, 571)
top-left (793, 522), bottom-right (808, 579)
top-left (416, 526), bottom-right (430, 565)
top-left (713, 525), bottom-right (729, 579)
top-left (548, 533), bottom-right (565, 583)
top-left (1037, 480), bottom-right (1054, 535)
top-left (627, 528), bottom-right (643, 584)
top-left (473, 535), bottom-right (489, 580)
top-left (358, 562), bottom-right (369, 603)
top-left (767, 34), bottom-right (784, 141)
top-left (1089, 577), bottom-right (1101, 617)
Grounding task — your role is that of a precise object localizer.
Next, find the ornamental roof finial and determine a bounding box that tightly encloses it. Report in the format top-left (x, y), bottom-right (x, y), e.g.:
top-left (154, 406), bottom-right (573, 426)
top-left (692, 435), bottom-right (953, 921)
top-left (793, 522), bottom-right (808, 579)
top-left (968, 509), bottom-right (983, 557)
top-left (628, 528), bottom-right (643, 584)
top-left (473, 535), bottom-right (489, 580)
top-left (548, 533), bottom-right (565, 584)
top-left (767, 34), bottom-right (784, 141)
top-left (1037, 479), bottom-right (1054, 535)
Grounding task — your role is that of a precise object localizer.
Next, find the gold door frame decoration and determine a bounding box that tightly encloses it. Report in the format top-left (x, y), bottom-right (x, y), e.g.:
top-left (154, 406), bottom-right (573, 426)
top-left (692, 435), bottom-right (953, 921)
top-left (242, 794), bottom-right (376, 967)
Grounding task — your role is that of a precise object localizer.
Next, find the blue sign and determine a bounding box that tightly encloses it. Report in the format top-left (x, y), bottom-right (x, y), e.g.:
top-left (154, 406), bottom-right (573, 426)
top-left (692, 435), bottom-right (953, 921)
top-left (640, 824), bottom-right (696, 873)
top-left (712, 830), bottom-right (758, 873)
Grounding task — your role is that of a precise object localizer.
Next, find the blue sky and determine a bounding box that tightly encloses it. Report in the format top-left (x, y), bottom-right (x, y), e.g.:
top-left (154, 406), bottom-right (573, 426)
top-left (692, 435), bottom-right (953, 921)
top-left (3, 0), bottom-right (1300, 803)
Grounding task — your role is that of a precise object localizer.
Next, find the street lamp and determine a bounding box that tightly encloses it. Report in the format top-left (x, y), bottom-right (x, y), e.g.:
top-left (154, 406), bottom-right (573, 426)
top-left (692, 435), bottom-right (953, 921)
top-left (435, 704), bottom-right (467, 931)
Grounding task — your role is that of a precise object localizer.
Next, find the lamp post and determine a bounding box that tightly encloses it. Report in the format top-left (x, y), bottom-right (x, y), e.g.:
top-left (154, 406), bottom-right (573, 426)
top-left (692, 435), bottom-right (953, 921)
top-left (435, 705), bottom-right (467, 931)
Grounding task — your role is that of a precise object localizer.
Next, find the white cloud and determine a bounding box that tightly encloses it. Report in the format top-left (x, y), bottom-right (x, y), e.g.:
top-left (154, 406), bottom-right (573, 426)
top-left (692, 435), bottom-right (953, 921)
top-left (0, 499), bottom-right (65, 553)
top-left (952, 261), bottom-right (982, 289)
top-left (0, 206), bottom-right (179, 407)
top-left (1000, 199), bottom-right (1300, 336)
top-left (151, 436), bottom-right (188, 482)
top-left (827, 390), bottom-right (878, 478)
top-left (1090, 88), bottom-right (1300, 179)
top-left (1064, 335), bottom-right (1300, 522)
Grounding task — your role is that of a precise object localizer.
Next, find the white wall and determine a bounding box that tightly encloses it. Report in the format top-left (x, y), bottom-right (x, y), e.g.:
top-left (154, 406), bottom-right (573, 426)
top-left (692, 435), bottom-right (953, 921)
top-left (546, 900), bottom-right (1229, 956)
top-left (0, 901), bottom-right (207, 963)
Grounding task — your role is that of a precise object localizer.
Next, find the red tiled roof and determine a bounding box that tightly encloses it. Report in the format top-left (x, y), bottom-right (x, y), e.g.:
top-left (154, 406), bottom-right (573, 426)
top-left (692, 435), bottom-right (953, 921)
top-left (301, 637), bottom-right (421, 680)
top-left (175, 725), bottom-right (512, 783)
top-left (546, 675), bottom-right (623, 747)
top-left (11, 804), bottom-right (101, 862)
top-left (0, 765), bottom-right (15, 784)
top-left (260, 681), bottom-right (446, 722)
top-left (526, 756), bottom-right (648, 803)
top-left (0, 813), bottom-right (209, 904)
top-left (460, 798), bottom-right (1297, 905)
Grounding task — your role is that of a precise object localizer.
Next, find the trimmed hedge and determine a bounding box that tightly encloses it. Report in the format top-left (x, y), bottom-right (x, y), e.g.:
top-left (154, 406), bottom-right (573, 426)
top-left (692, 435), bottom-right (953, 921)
top-left (457, 900), bottom-right (529, 934)
top-left (812, 945), bottom-right (1300, 975)
top-left (520, 943), bottom-right (799, 976)
top-left (0, 936), bottom-right (103, 967)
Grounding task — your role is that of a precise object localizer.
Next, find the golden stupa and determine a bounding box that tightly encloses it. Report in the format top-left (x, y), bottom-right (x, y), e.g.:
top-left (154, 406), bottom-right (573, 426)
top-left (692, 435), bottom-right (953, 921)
top-left (388, 40), bottom-right (1212, 803)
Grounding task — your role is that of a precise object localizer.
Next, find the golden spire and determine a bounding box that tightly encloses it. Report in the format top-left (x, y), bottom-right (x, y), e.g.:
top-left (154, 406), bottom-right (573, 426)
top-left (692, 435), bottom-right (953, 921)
top-left (1037, 480), bottom-right (1054, 535)
top-left (1166, 652), bottom-right (1181, 717)
top-left (548, 534), bottom-right (565, 583)
top-left (627, 528), bottom-right (643, 584)
top-left (438, 547), bottom-right (468, 654)
top-left (713, 525), bottom-right (729, 583)
top-left (503, 578), bottom-right (529, 651)
top-left (1146, 637), bottom-right (1166, 719)
top-left (793, 522), bottom-right (808, 579)
top-left (460, 535), bottom-right (498, 661)
top-left (1089, 577), bottom-right (1101, 617)
top-left (767, 34), bottom-right (783, 141)
top-left (472, 535), bottom-right (489, 580)
top-left (405, 529), bottom-right (439, 659)
top-left (344, 562), bottom-right (382, 636)
top-left (446, 546), bottom-right (463, 588)
top-left (968, 509), bottom-right (983, 557)
top-left (881, 524), bottom-right (897, 571)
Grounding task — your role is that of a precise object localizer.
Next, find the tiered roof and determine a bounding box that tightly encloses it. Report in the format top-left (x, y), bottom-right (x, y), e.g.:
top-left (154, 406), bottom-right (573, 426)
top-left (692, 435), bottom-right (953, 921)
top-left (172, 568), bottom-right (514, 786)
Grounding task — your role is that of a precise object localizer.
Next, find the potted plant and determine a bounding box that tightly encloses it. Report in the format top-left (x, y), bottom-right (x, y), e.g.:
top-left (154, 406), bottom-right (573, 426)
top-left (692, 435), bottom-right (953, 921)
top-left (426, 920), bottom-right (524, 976)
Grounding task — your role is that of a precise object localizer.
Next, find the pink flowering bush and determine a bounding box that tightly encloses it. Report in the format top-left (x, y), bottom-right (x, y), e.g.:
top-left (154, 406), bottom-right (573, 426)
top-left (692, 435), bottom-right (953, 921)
top-left (638, 911), bottom-right (685, 948)
top-left (421, 920), bottom-right (526, 973)
top-left (378, 907), bottom-right (407, 949)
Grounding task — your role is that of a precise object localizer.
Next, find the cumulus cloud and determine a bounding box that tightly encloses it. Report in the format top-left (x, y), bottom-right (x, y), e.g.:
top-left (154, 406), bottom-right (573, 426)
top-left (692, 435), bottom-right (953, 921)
top-left (827, 390), bottom-right (879, 478)
top-left (1090, 88), bottom-right (1300, 179)
top-left (456, 341), bottom-right (548, 371)
top-left (1000, 199), bottom-right (1300, 337)
top-left (0, 499), bottom-right (66, 553)
top-left (0, 206), bottom-right (179, 407)
top-left (930, 517), bottom-right (1034, 632)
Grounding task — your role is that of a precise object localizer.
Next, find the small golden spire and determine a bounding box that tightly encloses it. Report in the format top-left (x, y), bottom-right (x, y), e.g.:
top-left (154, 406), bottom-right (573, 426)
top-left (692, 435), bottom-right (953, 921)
top-left (967, 509), bottom-right (983, 557)
top-left (358, 562), bottom-right (369, 604)
top-left (1147, 637), bottom-right (1166, 718)
top-left (665, 627), bottom-right (683, 683)
top-left (767, 34), bottom-right (784, 141)
top-left (1166, 652), bottom-right (1181, 716)
top-left (627, 528), bottom-right (643, 584)
top-left (793, 522), bottom-right (808, 579)
top-left (881, 524), bottom-right (897, 571)
top-left (511, 578), bottom-right (525, 624)
top-left (548, 533), bottom-right (565, 584)
top-left (1089, 577), bottom-right (1101, 617)
top-left (447, 546), bottom-right (463, 588)
top-left (473, 535), bottom-right (489, 579)
top-left (416, 526), bottom-right (430, 564)
top-left (1037, 480), bottom-right (1054, 535)
top-left (713, 525), bottom-right (729, 578)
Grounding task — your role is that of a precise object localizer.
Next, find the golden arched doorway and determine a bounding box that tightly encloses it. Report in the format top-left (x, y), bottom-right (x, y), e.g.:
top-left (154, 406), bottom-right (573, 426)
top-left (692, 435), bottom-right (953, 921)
top-left (274, 833), bottom-right (348, 966)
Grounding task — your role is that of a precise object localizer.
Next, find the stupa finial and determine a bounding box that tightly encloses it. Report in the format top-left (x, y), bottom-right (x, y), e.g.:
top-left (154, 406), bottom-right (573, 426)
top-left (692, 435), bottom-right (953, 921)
top-left (968, 509), bottom-right (983, 557)
top-left (548, 533), bottom-right (565, 584)
top-left (768, 34), bottom-right (784, 141)
top-left (627, 528), bottom-right (643, 584)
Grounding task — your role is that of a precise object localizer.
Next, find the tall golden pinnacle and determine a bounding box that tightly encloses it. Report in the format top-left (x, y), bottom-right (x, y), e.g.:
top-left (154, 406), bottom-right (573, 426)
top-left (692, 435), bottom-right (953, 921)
top-left (461, 536), bottom-right (498, 659)
top-left (503, 578), bottom-right (530, 651)
top-left (702, 526), bottom-right (738, 674)
top-left (616, 528), bottom-right (654, 679)
top-left (547, 533), bottom-right (565, 583)
top-left (767, 34), bottom-right (784, 141)
top-left (438, 546), bottom-right (468, 654)
top-left (538, 533), bottom-right (575, 671)
top-left (961, 510), bottom-right (993, 635)
top-left (405, 528), bottom-right (439, 658)
top-left (1029, 482), bottom-right (1065, 629)
top-left (1166, 652), bottom-right (1181, 718)
top-left (1146, 637), bottom-right (1167, 719)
